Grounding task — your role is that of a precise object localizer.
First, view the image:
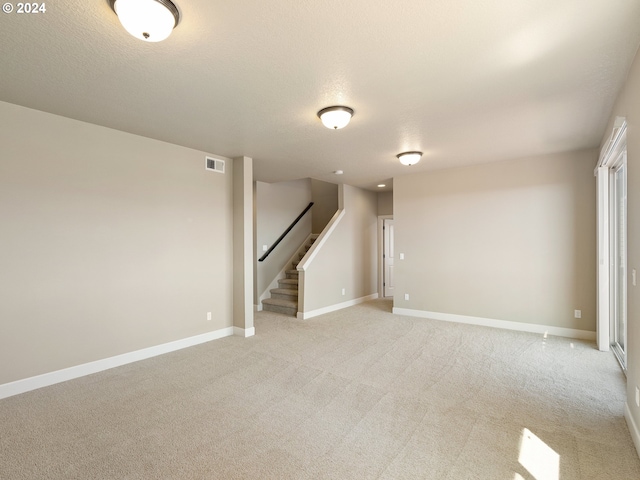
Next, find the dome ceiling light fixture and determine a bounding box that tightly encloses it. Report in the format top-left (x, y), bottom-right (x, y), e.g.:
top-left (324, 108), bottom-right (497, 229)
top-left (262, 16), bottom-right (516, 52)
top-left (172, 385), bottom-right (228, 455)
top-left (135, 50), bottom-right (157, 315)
top-left (110, 0), bottom-right (180, 42)
top-left (397, 151), bottom-right (422, 166)
top-left (317, 106), bottom-right (354, 130)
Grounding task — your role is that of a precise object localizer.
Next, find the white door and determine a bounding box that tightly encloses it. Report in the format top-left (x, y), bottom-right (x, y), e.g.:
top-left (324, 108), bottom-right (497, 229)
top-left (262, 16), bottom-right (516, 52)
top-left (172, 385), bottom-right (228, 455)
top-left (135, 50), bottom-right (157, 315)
top-left (384, 219), bottom-right (395, 297)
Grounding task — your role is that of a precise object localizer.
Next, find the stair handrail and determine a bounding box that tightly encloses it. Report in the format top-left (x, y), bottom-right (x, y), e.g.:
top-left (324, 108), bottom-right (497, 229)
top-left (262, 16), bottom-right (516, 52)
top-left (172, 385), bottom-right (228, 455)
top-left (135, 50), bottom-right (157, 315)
top-left (259, 202), bottom-right (314, 262)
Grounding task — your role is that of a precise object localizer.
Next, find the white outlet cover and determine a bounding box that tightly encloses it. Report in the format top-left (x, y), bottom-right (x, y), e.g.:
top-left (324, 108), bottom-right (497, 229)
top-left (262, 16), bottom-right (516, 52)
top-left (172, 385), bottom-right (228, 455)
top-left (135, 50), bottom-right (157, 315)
top-left (400, 253), bottom-right (405, 260)
top-left (404, 293), bottom-right (409, 300)
top-left (636, 386), bottom-right (640, 407)
top-left (574, 310), bottom-right (581, 319)
top-left (262, 245), bottom-right (268, 252)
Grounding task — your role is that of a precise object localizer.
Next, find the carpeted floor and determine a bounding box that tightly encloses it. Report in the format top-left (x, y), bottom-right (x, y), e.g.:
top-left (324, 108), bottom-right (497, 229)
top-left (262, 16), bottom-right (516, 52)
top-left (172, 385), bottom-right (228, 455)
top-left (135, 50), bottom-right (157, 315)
top-left (1, 299), bottom-right (639, 479)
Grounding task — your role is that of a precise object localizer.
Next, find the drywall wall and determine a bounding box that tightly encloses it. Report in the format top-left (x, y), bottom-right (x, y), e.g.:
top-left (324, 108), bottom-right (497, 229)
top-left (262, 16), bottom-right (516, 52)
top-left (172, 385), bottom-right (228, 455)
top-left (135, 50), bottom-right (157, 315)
top-left (603, 46), bottom-right (640, 450)
top-left (393, 149), bottom-right (597, 330)
top-left (377, 191), bottom-right (393, 216)
top-left (0, 101), bottom-right (234, 385)
top-left (254, 179), bottom-right (312, 303)
top-left (311, 179), bottom-right (338, 234)
top-left (233, 156), bottom-right (254, 335)
top-left (300, 184), bottom-right (378, 313)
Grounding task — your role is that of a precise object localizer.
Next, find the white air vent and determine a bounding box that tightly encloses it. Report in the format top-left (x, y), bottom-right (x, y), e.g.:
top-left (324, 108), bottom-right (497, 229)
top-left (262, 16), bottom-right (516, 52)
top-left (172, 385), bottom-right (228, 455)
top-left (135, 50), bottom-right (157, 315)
top-left (205, 156), bottom-right (225, 173)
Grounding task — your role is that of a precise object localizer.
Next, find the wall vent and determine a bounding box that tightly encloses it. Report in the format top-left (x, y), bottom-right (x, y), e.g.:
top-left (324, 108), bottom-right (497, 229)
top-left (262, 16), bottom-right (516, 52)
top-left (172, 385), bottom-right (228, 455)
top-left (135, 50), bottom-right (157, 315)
top-left (205, 156), bottom-right (225, 173)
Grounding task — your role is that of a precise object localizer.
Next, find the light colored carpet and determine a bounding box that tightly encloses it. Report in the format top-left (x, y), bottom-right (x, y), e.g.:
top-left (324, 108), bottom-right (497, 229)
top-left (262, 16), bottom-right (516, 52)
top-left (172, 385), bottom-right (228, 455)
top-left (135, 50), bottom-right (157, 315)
top-left (1, 299), bottom-right (639, 479)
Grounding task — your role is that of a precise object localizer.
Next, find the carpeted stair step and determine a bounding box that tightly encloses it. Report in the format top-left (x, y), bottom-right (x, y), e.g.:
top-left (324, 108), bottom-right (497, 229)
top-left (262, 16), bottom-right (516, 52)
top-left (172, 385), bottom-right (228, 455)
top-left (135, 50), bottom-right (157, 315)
top-left (278, 278), bottom-right (298, 288)
top-left (262, 236), bottom-right (319, 318)
top-left (298, 244), bottom-right (314, 260)
top-left (286, 269), bottom-right (298, 279)
top-left (262, 298), bottom-right (297, 316)
top-left (270, 288), bottom-right (298, 301)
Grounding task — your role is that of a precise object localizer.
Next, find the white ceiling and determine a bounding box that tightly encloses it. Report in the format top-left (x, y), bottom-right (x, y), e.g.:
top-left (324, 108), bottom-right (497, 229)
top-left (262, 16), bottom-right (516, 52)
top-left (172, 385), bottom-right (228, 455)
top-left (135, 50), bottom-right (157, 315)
top-left (2, 0), bottom-right (639, 190)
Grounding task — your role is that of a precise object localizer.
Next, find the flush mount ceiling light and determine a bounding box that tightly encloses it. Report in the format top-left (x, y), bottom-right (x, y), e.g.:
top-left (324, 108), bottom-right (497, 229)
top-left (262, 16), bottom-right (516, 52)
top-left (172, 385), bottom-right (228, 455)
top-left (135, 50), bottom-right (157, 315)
top-left (317, 106), bottom-right (354, 130)
top-left (397, 151), bottom-right (422, 166)
top-left (110, 0), bottom-right (180, 42)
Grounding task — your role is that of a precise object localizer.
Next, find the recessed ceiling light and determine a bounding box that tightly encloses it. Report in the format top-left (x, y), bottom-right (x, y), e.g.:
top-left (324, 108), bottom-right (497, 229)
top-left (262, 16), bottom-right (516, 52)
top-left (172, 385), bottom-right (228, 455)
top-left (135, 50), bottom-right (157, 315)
top-left (110, 0), bottom-right (180, 42)
top-left (397, 151), bottom-right (422, 166)
top-left (317, 106), bottom-right (354, 130)
top-left (334, 170), bottom-right (344, 175)
top-left (378, 184), bottom-right (386, 188)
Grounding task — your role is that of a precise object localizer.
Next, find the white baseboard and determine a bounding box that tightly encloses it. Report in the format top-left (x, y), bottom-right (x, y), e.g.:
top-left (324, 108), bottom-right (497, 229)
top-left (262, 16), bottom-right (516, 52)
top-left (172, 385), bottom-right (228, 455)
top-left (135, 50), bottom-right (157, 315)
top-left (626, 402), bottom-right (640, 459)
top-left (392, 308), bottom-right (596, 341)
top-left (298, 293), bottom-right (379, 320)
top-left (234, 326), bottom-right (255, 338)
top-left (0, 326), bottom-right (235, 400)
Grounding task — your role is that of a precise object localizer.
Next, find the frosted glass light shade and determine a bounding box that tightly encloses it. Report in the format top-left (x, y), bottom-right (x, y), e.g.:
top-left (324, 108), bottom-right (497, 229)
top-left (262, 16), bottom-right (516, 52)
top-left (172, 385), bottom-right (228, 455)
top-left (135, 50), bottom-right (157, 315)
top-left (397, 151), bottom-right (422, 166)
top-left (317, 106), bottom-right (354, 130)
top-left (112, 0), bottom-right (180, 42)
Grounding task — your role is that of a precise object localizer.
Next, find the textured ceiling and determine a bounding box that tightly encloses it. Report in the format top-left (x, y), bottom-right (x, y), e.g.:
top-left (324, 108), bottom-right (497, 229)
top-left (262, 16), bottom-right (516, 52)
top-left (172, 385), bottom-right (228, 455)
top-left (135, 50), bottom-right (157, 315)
top-left (1, 0), bottom-right (640, 190)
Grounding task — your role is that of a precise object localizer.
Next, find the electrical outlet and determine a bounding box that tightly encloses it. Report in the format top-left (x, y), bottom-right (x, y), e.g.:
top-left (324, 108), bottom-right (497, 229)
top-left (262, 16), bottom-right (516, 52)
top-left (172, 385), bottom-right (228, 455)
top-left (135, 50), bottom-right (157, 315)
top-left (262, 245), bottom-right (268, 252)
top-left (404, 293), bottom-right (409, 300)
top-left (400, 253), bottom-right (405, 260)
top-left (574, 310), bottom-right (581, 319)
top-left (207, 312), bottom-right (212, 321)
top-left (341, 288), bottom-right (346, 296)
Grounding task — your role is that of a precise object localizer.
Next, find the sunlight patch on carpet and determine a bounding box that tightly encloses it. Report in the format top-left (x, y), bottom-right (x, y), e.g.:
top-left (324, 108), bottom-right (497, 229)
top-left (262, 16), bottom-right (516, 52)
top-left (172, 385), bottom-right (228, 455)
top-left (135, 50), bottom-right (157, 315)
top-left (518, 428), bottom-right (559, 480)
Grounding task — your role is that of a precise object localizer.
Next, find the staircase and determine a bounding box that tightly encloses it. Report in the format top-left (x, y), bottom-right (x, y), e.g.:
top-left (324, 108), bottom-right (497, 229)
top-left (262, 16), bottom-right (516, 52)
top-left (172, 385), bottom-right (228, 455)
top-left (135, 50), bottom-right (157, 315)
top-left (262, 235), bottom-right (317, 316)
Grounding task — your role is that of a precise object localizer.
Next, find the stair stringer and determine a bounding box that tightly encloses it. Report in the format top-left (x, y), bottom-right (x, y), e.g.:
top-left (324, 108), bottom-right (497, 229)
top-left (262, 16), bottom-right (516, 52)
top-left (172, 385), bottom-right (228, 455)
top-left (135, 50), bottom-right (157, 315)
top-left (297, 208), bottom-right (346, 318)
top-left (258, 233), bottom-right (319, 309)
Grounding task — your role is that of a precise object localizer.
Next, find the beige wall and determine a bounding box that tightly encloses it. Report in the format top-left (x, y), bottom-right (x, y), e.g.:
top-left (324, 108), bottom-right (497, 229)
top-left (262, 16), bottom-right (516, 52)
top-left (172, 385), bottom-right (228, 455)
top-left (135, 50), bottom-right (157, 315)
top-left (310, 179), bottom-right (338, 233)
top-left (301, 184), bottom-right (378, 312)
top-left (254, 179), bottom-right (312, 302)
top-left (0, 102), bottom-right (234, 385)
top-left (377, 191), bottom-right (393, 216)
top-left (603, 47), bottom-right (640, 440)
top-left (394, 150), bottom-right (597, 330)
top-left (233, 157), bottom-right (254, 332)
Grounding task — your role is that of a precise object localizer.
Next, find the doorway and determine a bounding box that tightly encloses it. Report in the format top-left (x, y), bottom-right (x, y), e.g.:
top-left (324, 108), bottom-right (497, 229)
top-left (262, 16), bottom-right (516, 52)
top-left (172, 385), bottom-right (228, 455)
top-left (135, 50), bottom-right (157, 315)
top-left (383, 218), bottom-right (395, 297)
top-left (378, 215), bottom-right (394, 298)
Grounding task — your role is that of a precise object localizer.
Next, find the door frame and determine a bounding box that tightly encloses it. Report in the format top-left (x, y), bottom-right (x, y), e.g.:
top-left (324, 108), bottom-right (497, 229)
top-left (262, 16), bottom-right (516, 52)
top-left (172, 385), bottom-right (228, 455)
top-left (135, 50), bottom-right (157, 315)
top-left (596, 117), bottom-right (627, 357)
top-left (377, 215), bottom-right (393, 298)
top-left (610, 157), bottom-right (627, 368)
